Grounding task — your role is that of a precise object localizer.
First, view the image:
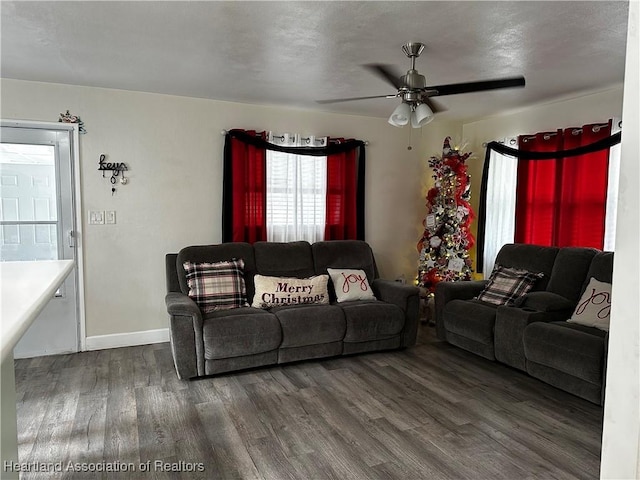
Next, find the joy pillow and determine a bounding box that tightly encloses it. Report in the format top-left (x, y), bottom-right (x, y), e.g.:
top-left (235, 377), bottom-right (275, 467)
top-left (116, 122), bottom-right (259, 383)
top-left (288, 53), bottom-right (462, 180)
top-left (327, 268), bottom-right (376, 303)
top-left (567, 277), bottom-right (612, 331)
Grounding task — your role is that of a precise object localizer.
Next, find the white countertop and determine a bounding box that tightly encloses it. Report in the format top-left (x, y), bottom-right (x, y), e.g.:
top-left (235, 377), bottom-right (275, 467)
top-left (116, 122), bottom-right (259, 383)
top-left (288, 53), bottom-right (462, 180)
top-left (1, 260), bottom-right (74, 363)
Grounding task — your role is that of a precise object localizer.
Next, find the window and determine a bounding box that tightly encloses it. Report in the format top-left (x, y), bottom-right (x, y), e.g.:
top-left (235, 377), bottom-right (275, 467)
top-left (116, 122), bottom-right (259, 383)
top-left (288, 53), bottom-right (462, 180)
top-left (479, 119), bottom-right (620, 275)
top-left (222, 129), bottom-right (365, 243)
top-left (266, 145), bottom-right (327, 243)
top-left (515, 125), bottom-right (613, 249)
top-left (0, 143), bottom-right (59, 262)
top-left (266, 133), bottom-right (328, 243)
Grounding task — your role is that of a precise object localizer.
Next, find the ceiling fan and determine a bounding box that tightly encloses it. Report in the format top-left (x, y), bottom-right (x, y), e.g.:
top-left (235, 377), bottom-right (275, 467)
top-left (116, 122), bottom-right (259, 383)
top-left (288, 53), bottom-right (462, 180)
top-left (317, 42), bottom-right (526, 128)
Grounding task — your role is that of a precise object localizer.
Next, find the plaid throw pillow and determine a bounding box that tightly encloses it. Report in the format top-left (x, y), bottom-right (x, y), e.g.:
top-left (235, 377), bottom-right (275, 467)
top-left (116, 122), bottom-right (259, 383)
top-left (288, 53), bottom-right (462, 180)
top-left (183, 259), bottom-right (249, 313)
top-left (477, 265), bottom-right (544, 306)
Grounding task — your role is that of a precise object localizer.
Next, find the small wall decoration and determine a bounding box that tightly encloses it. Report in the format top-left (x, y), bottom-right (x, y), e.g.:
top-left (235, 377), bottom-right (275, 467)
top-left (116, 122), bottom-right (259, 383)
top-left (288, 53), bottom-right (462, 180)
top-left (58, 110), bottom-right (86, 134)
top-left (98, 154), bottom-right (128, 195)
top-left (417, 136), bottom-right (475, 293)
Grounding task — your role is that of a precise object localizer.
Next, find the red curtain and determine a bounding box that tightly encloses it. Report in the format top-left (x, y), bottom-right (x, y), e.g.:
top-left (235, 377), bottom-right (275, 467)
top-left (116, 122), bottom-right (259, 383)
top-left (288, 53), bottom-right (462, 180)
top-left (325, 139), bottom-right (357, 240)
top-left (515, 121), bottom-right (611, 248)
top-left (228, 131), bottom-right (267, 243)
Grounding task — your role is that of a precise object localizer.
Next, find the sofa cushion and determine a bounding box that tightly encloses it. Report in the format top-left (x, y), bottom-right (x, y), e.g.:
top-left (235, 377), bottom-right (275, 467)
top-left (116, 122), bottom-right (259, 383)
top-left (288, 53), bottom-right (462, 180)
top-left (251, 274), bottom-right (329, 308)
top-left (523, 321), bottom-right (606, 384)
top-left (312, 240), bottom-right (377, 282)
top-left (327, 268), bottom-right (376, 303)
top-left (183, 259), bottom-right (249, 313)
top-left (477, 265), bottom-right (543, 305)
top-left (546, 247), bottom-right (598, 302)
top-left (493, 244), bottom-right (558, 291)
top-left (271, 304), bottom-right (346, 347)
top-left (581, 251), bottom-right (615, 288)
top-left (567, 277), bottom-right (612, 331)
top-left (444, 299), bottom-right (498, 345)
top-left (202, 308), bottom-right (282, 360)
top-left (254, 241), bottom-right (316, 277)
top-left (340, 301), bottom-right (404, 342)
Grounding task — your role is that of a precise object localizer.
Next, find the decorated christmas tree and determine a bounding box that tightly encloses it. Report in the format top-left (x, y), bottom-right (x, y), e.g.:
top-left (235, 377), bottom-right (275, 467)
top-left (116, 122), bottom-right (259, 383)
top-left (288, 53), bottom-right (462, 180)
top-left (417, 137), bottom-right (475, 293)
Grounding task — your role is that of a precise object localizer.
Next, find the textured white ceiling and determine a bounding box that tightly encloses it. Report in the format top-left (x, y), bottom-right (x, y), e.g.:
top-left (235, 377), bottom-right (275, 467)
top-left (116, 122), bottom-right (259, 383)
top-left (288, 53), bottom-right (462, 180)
top-left (0, 1), bottom-right (629, 122)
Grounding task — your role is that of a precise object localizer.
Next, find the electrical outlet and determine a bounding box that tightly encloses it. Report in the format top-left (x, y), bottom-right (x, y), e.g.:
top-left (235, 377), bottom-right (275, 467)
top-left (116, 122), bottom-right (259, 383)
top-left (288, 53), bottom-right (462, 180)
top-left (88, 210), bottom-right (105, 225)
top-left (105, 211), bottom-right (116, 224)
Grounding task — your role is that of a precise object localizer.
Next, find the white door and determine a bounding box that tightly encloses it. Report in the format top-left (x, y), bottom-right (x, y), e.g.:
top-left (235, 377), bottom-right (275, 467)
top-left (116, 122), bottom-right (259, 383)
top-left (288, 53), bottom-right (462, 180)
top-left (0, 125), bottom-right (80, 358)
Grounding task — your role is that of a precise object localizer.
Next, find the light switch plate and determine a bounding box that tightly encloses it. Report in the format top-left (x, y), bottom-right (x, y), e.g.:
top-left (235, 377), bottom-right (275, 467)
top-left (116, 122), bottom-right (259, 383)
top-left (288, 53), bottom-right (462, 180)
top-left (105, 211), bottom-right (116, 224)
top-left (88, 210), bottom-right (105, 225)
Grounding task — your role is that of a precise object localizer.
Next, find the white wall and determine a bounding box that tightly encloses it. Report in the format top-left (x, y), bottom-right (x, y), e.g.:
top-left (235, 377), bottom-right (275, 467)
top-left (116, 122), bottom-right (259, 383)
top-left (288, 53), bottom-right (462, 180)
top-left (0, 78), bottom-right (459, 338)
top-left (601, 0), bottom-right (640, 477)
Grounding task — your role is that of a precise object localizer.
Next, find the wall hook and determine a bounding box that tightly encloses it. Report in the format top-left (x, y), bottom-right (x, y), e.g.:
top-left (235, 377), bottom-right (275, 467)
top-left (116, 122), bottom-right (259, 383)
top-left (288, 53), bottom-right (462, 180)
top-left (99, 154), bottom-right (128, 194)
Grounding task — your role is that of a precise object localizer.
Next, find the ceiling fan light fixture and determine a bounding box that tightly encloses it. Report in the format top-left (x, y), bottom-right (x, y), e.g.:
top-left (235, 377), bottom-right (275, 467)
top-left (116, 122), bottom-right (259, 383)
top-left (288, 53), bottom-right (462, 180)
top-left (388, 102), bottom-right (411, 127)
top-left (411, 102), bottom-right (434, 128)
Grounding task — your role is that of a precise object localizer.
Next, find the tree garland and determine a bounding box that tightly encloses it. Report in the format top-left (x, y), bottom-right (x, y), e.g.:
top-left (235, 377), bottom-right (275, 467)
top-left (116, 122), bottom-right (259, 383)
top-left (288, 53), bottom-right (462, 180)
top-left (417, 136), bottom-right (475, 292)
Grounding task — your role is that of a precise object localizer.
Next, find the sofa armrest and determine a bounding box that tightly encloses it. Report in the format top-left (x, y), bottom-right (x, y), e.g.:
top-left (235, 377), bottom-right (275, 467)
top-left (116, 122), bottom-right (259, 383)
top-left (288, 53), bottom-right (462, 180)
top-left (371, 279), bottom-right (420, 348)
top-left (166, 292), bottom-right (202, 318)
top-left (494, 305), bottom-right (571, 370)
top-left (165, 292), bottom-right (204, 379)
top-left (372, 279), bottom-right (419, 310)
top-left (434, 280), bottom-right (487, 340)
top-left (513, 291), bottom-right (574, 313)
top-left (602, 331), bottom-right (609, 405)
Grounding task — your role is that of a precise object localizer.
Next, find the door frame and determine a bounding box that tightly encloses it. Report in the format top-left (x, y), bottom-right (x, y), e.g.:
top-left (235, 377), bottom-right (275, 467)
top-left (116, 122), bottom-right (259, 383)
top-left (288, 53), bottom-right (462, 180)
top-left (1, 119), bottom-right (87, 351)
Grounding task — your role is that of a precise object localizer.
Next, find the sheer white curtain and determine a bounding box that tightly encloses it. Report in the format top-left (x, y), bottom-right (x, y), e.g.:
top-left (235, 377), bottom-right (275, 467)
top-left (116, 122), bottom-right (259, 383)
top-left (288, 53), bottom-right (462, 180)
top-left (483, 139), bottom-right (518, 278)
top-left (604, 117), bottom-right (622, 251)
top-left (266, 132), bottom-right (327, 243)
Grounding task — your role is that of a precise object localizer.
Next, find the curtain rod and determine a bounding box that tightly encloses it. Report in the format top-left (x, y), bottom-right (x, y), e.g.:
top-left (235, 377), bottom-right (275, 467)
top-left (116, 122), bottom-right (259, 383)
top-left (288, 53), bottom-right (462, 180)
top-left (221, 129), bottom-right (369, 146)
top-left (481, 120), bottom-right (622, 148)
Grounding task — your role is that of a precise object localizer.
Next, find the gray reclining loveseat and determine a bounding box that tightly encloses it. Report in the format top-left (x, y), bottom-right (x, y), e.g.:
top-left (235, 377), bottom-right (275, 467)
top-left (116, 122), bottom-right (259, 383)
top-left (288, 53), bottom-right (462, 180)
top-left (435, 243), bottom-right (613, 404)
top-left (165, 240), bottom-right (419, 379)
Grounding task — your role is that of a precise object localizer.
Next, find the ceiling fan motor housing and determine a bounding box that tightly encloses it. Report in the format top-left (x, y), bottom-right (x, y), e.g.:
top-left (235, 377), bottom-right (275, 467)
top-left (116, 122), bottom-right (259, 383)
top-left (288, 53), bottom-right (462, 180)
top-left (402, 70), bottom-right (427, 90)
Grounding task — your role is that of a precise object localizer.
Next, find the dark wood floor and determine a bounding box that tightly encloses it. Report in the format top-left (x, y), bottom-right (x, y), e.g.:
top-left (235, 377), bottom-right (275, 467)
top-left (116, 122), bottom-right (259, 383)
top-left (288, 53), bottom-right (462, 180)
top-left (14, 324), bottom-right (603, 480)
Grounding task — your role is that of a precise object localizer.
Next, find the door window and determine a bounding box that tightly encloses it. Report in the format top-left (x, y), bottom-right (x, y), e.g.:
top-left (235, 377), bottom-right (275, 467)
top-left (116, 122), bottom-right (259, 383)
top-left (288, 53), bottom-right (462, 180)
top-left (0, 143), bottom-right (60, 261)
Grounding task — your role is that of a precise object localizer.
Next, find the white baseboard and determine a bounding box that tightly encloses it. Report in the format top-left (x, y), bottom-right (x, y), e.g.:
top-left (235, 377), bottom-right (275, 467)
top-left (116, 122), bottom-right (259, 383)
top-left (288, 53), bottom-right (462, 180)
top-left (13, 346), bottom-right (77, 360)
top-left (85, 328), bottom-right (169, 351)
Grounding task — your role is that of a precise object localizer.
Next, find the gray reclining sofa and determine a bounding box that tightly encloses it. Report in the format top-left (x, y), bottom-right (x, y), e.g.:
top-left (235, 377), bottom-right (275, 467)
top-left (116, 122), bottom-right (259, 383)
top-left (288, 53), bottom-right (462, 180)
top-left (435, 243), bottom-right (613, 404)
top-left (166, 240), bottom-right (420, 379)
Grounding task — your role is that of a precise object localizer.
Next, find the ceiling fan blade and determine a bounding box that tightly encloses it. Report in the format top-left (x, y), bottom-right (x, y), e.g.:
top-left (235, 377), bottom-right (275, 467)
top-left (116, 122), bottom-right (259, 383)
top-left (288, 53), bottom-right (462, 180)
top-left (363, 64), bottom-right (405, 90)
top-left (316, 94), bottom-right (397, 104)
top-left (426, 76), bottom-right (525, 97)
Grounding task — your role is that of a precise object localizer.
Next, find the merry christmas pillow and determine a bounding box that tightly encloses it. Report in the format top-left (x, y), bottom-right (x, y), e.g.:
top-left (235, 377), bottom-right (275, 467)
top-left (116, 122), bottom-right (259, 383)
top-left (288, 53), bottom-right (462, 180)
top-left (252, 275), bottom-right (329, 309)
top-left (567, 277), bottom-right (612, 331)
top-left (327, 268), bottom-right (376, 303)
